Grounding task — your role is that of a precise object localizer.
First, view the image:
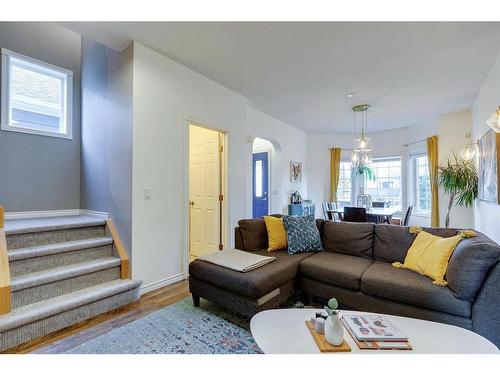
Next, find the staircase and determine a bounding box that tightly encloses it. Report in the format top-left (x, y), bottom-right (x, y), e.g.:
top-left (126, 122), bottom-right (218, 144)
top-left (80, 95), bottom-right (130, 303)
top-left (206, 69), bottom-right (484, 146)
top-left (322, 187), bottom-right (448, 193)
top-left (0, 214), bottom-right (141, 351)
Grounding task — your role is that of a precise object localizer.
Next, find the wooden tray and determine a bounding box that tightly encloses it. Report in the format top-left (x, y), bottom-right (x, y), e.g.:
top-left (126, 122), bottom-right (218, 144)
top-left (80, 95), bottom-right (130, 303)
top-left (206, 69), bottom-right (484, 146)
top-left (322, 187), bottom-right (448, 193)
top-left (305, 321), bottom-right (351, 352)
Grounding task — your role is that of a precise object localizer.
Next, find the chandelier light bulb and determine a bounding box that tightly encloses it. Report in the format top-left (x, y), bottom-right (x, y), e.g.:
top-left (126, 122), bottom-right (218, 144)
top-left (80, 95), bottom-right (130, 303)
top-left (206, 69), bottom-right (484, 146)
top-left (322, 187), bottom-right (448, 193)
top-left (359, 138), bottom-right (367, 149)
top-left (351, 151), bottom-right (359, 167)
top-left (460, 145), bottom-right (476, 161)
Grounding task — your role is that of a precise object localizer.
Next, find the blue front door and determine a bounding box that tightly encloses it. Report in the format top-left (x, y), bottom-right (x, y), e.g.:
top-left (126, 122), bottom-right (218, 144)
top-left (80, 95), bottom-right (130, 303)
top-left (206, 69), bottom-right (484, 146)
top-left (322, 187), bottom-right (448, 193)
top-left (252, 152), bottom-right (269, 218)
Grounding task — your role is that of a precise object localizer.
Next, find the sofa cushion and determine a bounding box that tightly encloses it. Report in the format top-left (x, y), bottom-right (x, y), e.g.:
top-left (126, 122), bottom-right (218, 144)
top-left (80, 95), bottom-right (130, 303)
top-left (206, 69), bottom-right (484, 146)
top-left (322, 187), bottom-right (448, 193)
top-left (237, 215), bottom-right (284, 251)
top-left (361, 261), bottom-right (471, 317)
top-left (189, 249), bottom-right (312, 298)
top-left (322, 221), bottom-right (375, 258)
top-left (445, 232), bottom-right (500, 301)
top-left (393, 230), bottom-right (466, 286)
top-left (283, 215), bottom-right (323, 254)
top-left (238, 218), bottom-right (268, 250)
top-left (299, 252), bottom-right (373, 290)
top-left (263, 216), bottom-right (288, 251)
top-left (374, 225), bottom-right (415, 263)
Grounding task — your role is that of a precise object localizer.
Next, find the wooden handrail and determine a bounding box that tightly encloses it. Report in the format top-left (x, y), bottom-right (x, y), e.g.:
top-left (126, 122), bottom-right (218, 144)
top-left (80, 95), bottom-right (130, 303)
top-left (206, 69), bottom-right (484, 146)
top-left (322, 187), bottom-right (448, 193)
top-left (0, 228), bottom-right (11, 315)
top-left (0, 205), bottom-right (4, 229)
top-left (105, 219), bottom-right (130, 279)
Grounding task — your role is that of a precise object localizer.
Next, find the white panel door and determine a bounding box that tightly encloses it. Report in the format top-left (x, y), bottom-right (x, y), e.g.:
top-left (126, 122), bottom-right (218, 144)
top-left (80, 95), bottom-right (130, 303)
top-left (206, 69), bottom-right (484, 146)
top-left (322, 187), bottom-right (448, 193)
top-left (189, 125), bottom-right (221, 258)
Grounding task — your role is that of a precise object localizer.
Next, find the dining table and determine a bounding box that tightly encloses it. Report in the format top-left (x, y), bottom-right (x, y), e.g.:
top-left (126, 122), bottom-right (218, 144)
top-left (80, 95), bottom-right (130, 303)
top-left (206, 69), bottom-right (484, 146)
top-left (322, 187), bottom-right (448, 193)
top-left (327, 206), bottom-right (400, 223)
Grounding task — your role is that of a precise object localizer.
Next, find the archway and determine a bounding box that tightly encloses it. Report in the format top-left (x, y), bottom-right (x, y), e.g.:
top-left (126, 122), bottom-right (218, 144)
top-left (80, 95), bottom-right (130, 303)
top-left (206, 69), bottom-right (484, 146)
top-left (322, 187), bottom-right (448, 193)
top-left (251, 137), bottom-right (276, 218)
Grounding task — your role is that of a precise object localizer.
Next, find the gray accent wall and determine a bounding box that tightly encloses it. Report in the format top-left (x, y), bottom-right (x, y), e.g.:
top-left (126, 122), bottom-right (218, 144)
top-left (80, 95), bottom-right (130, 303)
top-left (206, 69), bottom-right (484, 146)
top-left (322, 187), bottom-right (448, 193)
top-left (0, 23), bottom-right (82, 211)
top-left (80, 38), bottom-right (133, 252)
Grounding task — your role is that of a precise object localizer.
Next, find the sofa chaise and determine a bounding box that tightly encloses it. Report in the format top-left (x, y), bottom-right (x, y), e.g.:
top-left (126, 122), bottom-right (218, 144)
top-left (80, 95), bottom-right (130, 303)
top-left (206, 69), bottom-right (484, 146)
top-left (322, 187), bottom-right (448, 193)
top-left (188, 217), bottom-right (500, 347)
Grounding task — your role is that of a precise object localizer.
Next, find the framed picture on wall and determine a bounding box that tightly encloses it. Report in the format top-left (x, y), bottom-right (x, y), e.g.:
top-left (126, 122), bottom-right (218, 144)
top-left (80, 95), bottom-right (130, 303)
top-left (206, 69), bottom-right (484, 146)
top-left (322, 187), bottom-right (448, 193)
top-left (290, 161), bottom-right (302, 183)
top-left (478, 129), bottom-right (500, 204)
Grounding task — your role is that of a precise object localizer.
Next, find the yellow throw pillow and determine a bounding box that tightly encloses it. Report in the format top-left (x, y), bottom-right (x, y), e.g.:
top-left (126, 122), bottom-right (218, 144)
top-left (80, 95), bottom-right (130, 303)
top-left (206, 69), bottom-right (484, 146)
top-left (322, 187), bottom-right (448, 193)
top-left (263, 216), bottom-right (288, 252)
top-left (392, 228), bottom-right (476, 286)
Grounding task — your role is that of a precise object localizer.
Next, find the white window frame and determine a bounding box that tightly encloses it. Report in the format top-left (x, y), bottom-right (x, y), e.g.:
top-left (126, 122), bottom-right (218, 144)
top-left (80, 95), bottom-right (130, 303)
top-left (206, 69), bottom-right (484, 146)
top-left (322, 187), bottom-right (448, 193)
top-left (337, 160), bottom-right (355, 205)
top-left (1, 48), bottom-right (73, 140)
top-left (366, 156), bottom-right (402, 208)
top-left (408, 152), bottom-right (431, 217)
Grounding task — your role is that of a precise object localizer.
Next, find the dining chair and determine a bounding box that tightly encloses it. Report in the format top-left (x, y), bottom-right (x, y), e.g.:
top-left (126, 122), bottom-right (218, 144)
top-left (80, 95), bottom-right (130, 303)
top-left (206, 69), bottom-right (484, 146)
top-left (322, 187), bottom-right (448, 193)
top-left (322, 203), bottom-right (333, 220)
top-left (326, 202), bottom-right (343, 221)
top-left (390, 205), bottom-right (413, 226)
top-left (402, 205), bottom-right (413, 226)
top-left (342, 207), bottom-right (367, 223)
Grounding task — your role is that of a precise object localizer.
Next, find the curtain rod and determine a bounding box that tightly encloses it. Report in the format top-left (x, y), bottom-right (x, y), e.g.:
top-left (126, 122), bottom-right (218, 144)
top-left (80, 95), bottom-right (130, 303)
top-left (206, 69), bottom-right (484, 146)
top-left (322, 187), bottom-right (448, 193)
top-left (403, 138), bottom-right (427, 147)
top-left (334, 138), bottom-right (427, 151)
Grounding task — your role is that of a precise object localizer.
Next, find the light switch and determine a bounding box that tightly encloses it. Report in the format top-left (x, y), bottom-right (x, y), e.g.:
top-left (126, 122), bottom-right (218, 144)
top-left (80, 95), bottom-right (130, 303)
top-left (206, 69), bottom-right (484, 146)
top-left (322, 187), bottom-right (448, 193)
top-left (144, 188), bottom-right (152, 200)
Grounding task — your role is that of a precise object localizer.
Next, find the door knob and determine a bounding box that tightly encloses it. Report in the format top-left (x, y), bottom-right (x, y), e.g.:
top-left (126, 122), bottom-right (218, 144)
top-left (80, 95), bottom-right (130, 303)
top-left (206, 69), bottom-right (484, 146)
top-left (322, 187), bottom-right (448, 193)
top-left (189, 200), bottom-right (195, 206)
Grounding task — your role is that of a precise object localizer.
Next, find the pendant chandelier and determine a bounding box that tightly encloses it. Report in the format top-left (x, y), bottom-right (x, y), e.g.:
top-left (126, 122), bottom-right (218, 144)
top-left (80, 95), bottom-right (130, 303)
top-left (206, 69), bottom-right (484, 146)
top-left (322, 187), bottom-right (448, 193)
top-left (486, 105), bottom-right (500, 133)
top-left (351, 104), bottom-right (373, 168)
top-left (460, 132), bottom-right (477, 162)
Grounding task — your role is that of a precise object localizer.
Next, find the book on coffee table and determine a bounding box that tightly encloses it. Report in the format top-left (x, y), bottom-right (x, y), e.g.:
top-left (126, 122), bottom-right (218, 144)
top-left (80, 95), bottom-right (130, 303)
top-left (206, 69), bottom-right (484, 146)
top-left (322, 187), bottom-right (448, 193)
top-left (341, 314), bottom-right (409, 342)
top-left (341, 317), bottom-right (412, 350)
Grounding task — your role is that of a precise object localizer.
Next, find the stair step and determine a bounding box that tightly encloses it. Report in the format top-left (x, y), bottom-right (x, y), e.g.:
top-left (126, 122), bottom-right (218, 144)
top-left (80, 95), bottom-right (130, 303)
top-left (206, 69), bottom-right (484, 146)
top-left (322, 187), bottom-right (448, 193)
top-left (0, 279), bottom-right (142, 351)
top-left (10, 258), bottom-right (122, 308)
top-left (5, 216), bottom-right (107, 250)
top-left (8, 237), bottom-right (113, 261)
top-left (8, 237), bottom-right (114, 276)
top-left (3, 215), bottom-right (106, 236)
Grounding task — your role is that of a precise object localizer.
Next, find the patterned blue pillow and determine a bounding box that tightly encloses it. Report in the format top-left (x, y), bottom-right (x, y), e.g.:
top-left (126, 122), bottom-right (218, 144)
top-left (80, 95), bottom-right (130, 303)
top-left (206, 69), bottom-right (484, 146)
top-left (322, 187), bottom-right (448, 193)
top-left (283, 215), bottom-right (323, 254)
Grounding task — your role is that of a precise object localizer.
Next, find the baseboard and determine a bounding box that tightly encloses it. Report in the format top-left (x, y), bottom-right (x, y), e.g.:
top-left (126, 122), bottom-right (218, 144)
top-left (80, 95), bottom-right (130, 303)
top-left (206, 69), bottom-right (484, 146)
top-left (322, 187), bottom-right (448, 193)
top-left (140, 273), bottom-right (186, 295)
top-left (4, 209), bottom-right (81, 220)
top-left (79, 209), bottom-right (109, 219)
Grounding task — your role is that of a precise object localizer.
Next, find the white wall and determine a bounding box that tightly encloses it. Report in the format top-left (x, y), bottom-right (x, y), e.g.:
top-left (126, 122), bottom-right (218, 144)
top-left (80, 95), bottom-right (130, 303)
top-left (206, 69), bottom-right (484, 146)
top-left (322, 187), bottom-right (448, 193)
top-left (247, 107), bottom-right (308, 215)
top-left (437, 111), bottom-right (475, 229)
top-left (472, 50), bottom-right (500, 244)
top-left (131, 43), bottom-right (307, 291)
top-left (307, 110), bottom-right (473, 228)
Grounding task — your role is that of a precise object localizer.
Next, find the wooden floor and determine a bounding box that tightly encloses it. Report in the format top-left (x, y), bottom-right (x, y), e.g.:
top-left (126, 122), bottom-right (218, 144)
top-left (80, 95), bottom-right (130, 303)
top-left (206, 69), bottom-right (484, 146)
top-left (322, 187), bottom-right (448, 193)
top-left (2, 280), bottom-right (190, 354)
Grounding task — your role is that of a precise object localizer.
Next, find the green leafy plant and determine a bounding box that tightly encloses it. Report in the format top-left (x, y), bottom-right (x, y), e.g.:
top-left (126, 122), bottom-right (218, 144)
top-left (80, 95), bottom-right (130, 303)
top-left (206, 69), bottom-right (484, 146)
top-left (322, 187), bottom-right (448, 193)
top-left (357, 165), bottom-right (375, 181)
top-left (324, 298), bottom-right (339, 316)
top-left (438, 153), bottom-right (478, 228)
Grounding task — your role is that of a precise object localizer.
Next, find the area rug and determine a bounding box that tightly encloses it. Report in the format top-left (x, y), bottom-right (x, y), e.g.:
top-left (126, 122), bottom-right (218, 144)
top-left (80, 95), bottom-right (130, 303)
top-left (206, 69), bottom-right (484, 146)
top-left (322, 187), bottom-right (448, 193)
top-left (65, 297), bottom-right (262, 354)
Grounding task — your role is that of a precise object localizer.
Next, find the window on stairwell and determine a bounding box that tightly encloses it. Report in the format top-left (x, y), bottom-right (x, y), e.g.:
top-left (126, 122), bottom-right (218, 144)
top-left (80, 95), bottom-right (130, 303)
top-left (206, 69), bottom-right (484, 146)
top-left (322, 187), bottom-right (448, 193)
top-left (1, 49), bottom-right (73, 139)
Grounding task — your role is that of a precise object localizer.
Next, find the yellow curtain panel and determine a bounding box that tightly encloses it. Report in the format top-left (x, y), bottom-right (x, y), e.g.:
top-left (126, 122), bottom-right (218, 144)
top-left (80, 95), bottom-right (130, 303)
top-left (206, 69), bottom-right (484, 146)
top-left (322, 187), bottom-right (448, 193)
top-left (426, 136), bottom-right (440, 227)
top-left (330, 148), bottom-right (342, 202)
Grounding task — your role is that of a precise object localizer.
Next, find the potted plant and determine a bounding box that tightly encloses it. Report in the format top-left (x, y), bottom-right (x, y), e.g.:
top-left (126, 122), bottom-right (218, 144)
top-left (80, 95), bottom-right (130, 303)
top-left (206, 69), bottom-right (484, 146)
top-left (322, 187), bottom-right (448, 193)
top-left (438, 153), bottom-right (478, 228)
top-left (357, 165), bottom-right (375, 181)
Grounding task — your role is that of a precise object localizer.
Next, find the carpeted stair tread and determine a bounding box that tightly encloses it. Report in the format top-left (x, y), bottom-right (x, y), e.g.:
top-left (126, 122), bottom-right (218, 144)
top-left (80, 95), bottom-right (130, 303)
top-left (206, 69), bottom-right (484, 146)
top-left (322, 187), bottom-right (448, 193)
top-left (11, 257), bottom-right (121, 291)
top-left (4, 215), bottom-right (106, 235)
top-left (8, 237), bottom-right (113, 261)
top-left (0, 279), bottom-right (142, 332)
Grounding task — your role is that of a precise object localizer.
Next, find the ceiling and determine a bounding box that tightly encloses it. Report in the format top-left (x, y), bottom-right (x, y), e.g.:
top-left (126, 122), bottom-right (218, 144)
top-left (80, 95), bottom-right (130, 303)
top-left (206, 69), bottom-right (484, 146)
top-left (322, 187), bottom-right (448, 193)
top-left (62, 22), bottom-right (500, 133)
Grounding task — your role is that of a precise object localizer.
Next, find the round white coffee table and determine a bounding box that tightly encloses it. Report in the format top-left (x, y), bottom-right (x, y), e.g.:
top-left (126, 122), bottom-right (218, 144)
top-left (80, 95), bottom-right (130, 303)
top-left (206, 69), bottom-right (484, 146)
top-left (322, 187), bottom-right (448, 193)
top-left (250, 309), bottom-right (499, 354)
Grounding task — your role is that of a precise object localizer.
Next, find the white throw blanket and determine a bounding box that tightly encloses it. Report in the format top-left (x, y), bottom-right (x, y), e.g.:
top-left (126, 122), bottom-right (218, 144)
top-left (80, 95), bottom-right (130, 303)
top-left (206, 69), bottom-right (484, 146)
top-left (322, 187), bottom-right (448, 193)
top-left (197, 249), bottom-right (275, 272)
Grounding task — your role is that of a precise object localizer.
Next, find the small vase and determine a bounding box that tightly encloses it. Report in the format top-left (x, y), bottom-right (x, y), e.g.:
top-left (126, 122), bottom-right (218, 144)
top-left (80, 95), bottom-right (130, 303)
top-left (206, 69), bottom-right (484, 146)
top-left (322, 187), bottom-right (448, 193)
top-left (324, 315), bottom-right (344, 346)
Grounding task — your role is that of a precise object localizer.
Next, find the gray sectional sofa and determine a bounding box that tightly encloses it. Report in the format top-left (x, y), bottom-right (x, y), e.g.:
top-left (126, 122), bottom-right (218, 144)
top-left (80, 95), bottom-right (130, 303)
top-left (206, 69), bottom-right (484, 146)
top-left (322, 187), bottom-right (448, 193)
top-left (188, 218), bottom-right (500, 347)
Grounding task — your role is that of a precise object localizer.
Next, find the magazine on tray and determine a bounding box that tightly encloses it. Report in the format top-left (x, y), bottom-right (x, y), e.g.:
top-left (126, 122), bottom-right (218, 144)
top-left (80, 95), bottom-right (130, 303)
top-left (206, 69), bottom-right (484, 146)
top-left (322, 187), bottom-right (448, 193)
top-left (341, 317), bottom-right (412, 350)
top-left (341, 314), bottom-right (409, 342)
